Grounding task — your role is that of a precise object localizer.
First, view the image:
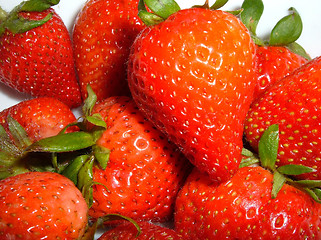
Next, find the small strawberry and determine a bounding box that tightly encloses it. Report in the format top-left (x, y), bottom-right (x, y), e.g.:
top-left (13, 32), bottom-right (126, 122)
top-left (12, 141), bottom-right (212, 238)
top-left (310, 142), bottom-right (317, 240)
top-left (98, 221), bottom-right (183, 240)
top-left (88, 96), bottom-right (191, 222)
top-left (72, 0), bottom-right (145, 101)
top-left (240, 0), bottom-right (309, 100)
top-left (127, 1), bottom-right (256, 183)
top-left (244, 55), bottom-right (321, 180)
top-left (0, 0), bottom-right (82, 108)
top-left (0, 171), bottom-right (88, 239)
top-left (174, 126), bottom-right (321, 239)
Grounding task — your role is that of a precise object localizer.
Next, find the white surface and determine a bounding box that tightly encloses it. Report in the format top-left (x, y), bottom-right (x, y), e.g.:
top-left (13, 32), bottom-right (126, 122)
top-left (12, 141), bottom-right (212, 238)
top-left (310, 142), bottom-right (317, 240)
top-left (1, 0), bottom-right (321, 238)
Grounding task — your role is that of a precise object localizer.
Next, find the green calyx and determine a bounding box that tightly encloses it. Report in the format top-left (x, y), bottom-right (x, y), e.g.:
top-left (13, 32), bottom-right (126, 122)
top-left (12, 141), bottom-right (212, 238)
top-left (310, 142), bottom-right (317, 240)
top-left (241, 124), bottom-right (321, 203)
top-left (0, 0), bottom-right (60, 36)
top-left (240, 0), bottom-right (310, 60)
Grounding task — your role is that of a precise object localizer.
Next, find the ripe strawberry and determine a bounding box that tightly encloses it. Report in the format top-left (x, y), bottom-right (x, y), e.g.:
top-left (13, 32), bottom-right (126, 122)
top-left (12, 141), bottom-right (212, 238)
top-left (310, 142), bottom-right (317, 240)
top-left (88, 96), bottom-right (191, 222)
top-left (174, 166), bottom-right (321, 239)
top-left (244, 56), bottom-right (321, 180)
top-left (240, 0), bottom-right (309, 100)
top-left (127, 5), bottom-right (256, 183)
top-left (0, 1), bottom-right (82, 108)
top-left (0, 97), bottom-right (77, 142)
top-left (98, 221), bottom-right (183, 239)
top-left (72, 0), bottom-right (145, 101)
top-left (0, 171), bottom-right (88, 239)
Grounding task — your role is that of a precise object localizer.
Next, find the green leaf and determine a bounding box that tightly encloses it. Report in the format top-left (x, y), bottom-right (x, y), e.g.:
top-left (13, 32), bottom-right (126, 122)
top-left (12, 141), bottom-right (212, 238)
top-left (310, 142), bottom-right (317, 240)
top-left (269, 7), bottom-right (302, 46)
top-left (303, 188), bottom-right (321, 204)
top-left (83, 85), bottom-right (97, 117)
top-left (26, 132), bottom-right (96, 153)
top-left (62, 155), bottom-right (89, 185)
top-left (7, 115), bottom-right (32, 150)
top-left (20, 0), bottom-right (60, 12)
top-left (294, 180), bottom-right (321, 188)
top-left (277, 164), bottom-right (314, 176)
top-left (78, 156), bottom-right (95, 207)
top-left (286, 42), bottom-right (311, 61)
top-left (143, 0), bottom-right (180, 19)
top-left (271, 170), bottom-right (286, 198)
top-left (258, 124), bottom-right (279, 170)
top-left (210, 0), bottom-right (229, 10)
top-left (240, 0), bottom-right (264, 35)
top-left (138, 9), bottom-right (164, 26)
top-left (86, 114), bottom-right (106, 129)
top-left (0, 125), bottom-right (20, 155)
top-left (93, 145), bottom-right (110, 170)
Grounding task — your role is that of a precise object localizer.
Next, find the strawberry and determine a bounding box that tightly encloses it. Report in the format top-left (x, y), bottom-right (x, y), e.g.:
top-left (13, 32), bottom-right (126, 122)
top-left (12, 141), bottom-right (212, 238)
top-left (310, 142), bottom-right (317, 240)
top-left (98, 221), bottom-right (183, 239)
top-left (72, 0), bottom-right (145, 101)
top-left (0, 0), bottom-right (82, 108)
top-left (88, 96), bottom-right (191, 222)
top-left (244, 56), bottom-right (321, 180)
top-left (0, 171), bottom-right (88, 239)
top-left (127, 1), bottom-right (256, 183)
top-left (174, 166), bottom-right (321, 239)
top-left (240, 0), bottom-right (309, 100)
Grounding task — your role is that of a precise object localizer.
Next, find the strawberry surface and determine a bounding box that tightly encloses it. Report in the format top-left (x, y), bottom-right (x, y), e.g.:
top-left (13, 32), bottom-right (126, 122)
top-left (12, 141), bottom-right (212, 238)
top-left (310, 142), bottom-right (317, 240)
top-left (174, 166), bottom-right (321, 239)
top-left (245, 56), bottom-right (321, 180)
top-left (72, 0), bottom-right (145, 101)
top-left (127, 7), bottom-right (256, 183)
top-left (88, 96), bottom-right (191, 222)
top-left (0, 171), bottom-right (88, 239)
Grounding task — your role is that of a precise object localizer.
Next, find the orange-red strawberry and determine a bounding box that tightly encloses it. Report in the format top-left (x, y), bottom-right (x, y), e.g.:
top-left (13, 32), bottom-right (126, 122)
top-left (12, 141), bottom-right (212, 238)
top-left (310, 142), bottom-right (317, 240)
top-left (0, 1), bottom-right (81, 108)
top-left (89, 96), bottom-right (191, 222)
top-left (0, 171), bottom-right (88, 239)
top-left (0, 97), bottom-right (77, 142)
top-left (98, 221), bottom-right (183, 240)
top-left (244, 56), bottom-right (321, 180)
top-left (174, 166), bottom-right (321, 239)
top-left (127, 4), bottom-right (256, 183)
top-left (72, 0), bottom-right (145, 101)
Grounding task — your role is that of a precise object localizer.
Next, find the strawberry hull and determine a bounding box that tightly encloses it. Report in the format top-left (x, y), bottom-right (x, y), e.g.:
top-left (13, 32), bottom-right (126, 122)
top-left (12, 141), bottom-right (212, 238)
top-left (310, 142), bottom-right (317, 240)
top-left (128, 8), bottom-right (256, 183)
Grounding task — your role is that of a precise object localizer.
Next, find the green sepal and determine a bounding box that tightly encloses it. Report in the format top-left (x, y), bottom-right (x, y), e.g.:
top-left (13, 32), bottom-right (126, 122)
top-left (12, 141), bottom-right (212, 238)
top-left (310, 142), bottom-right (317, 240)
top-left (83, 85), bottom-right (97, 117)
top-left (271, 170), bottom-right (286, 198)
top-left (143, 0), bottom-right (180, 19)
top-left (269, 7), bottom-right (302, 46)
top-left (210, 0), bottom-right (229, 10)
top-left (138, 0), bottom-right (166, 26)
top-left (294, 180), bottom-right (321, 189)
top-left (258, 124), bottom-right (279, 170)
top-left (78, 156), bottom-right (95, 208)
top-left (0, 124), bottom-right (20, 156)
top-left (302, 188), bottom-right (321, 204)
top-left (61, 154), bottom-right (89, 185)
top-left (7, 115), bottom-right (32, 150)
top-left (239, 148), bottom-right (259, 168)
top-left (86, 114), bottom-right (107, 129)
top-left (286, 42), bottom-right (311, 61)
top-left (93, 145), bottom-right (110, 170)
top-left (240, 0), bottom-right (264, 36)
top-left (19, 0), bottom-right (60, 12)
top-left (25, 132), bottom-right (96, 153)
top-left (277, 164), bottom-right (315, 176)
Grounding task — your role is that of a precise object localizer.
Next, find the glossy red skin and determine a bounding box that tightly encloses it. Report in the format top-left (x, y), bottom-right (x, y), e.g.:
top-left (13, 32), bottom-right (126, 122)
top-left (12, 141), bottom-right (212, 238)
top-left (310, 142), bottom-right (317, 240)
top-left (98, 221), bottom-right (183, 240)
top-left (0, 9), bottom-right (82, 108)
top-left (174, 166), bottom-right (321, 239)
top-left (0, 172), bottom-right (88, 239)
top-left (245, 56), bottom-right (321, 180)
top-left (127, 8), bottom-right (256, 183)
top-left (89, 96), bottom-right (191, 222)
top-left (254, 45), bottom-right (307, 99)
top-left (72, 0), bottom-right (145, 101)
top-left (0, 97), bottom-right (77, 142)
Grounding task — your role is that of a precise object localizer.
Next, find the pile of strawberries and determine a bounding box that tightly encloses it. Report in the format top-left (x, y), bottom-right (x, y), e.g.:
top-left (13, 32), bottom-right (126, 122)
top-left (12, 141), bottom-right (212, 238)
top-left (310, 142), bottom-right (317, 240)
top-left (1, 0), bottom-right (321, 239)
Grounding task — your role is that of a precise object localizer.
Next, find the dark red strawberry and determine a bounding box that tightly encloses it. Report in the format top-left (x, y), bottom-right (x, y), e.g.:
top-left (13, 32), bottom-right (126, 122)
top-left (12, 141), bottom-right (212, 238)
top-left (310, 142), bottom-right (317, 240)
top-left (0, 171), bottom-right (88, 239)
top-left (127, 3), bottom-right (256, 183)
top-left (88, 96), bottom-right (191, 222)
top-left (72, 0), bottom-right (145, 101)
top-left (0, 1), bottom-right (82, 108)
top-left (98, 221), bottom-right (183, 239)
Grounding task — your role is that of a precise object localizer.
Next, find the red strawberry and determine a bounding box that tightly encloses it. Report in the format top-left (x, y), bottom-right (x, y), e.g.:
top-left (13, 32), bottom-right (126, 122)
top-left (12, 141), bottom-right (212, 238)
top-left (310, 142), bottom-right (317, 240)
top-left (244, 56), bottom-right (321, 180)
top-left (72, 0), bottom-right (145, 101)
top-left (0, 1), bottom-right (82, 108)
top-left (174, 166), bottom-right (321, 239)
top-left (88, 96), bottom-right (191, 222)
top-left (0, 97), bottom-right (77, 142)
top-left (0, 171), bottom-right (88, 239)
top-left (254, 45), bottom-right (307, 98)
top-left (127, 4), bottom-right (256, 183)
top-left (98, 221), bottom-right (183, 240)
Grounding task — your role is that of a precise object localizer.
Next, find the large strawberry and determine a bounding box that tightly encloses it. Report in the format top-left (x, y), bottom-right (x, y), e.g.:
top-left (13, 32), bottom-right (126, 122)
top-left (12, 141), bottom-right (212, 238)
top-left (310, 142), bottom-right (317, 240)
top-left (0, 0), bottom-right (82, 108)
top-left (98, 221), bottom-right (183, 239)
top-left (240, 0), bottom-right (309, 100)
top-left (0, 171), bottom-right (88, 239)
top-left (72, 0), bottom-right (145, 101)
top-left (244, 56), bottom-right (321, 180)
top-left (127, 1), bottom-right (256, 183)
top-left (174, 126), bottom-right (321, 239)
top-left (88, 96), bottom-right (191, 222)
